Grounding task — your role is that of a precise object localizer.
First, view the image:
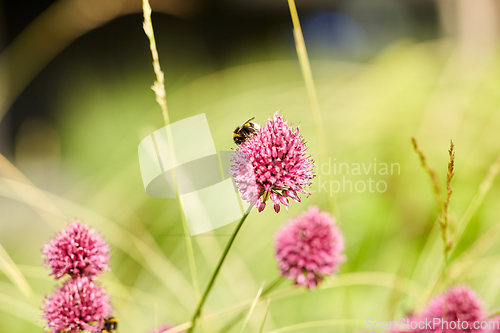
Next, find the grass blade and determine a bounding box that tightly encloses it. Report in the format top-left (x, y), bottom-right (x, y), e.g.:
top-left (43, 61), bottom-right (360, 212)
top-left (0, 242), bottom-right (38, 306)
top-left (258, 299), bottom-right (271, 333)
top-left (165, 271), bottom-right (425, 332)
top-left (240, 280), bottom-right (265, 333)
top-left (0, 177), bottom-right (196, 311)
top-left (142, 0), bottom-right (200, 301)
top-left (451, 153), bottom-right (500, 254)
top-left (287, 0), bottom-right (338, 216)
top-left (0, 291), bottom-right (41, 326)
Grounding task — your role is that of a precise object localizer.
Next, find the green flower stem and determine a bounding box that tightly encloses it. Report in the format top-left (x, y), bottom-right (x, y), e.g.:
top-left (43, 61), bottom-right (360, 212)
top-left (261, 276), bottom-right (285, 296)
top-left (188, 205), bottom-right (253, 333)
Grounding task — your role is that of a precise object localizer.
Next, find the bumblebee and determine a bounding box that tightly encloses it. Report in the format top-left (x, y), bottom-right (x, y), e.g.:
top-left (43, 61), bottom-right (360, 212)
top-left (233, 117), bottom-right (261, 145)
top-left (102, 317), bottom-right (118, 333)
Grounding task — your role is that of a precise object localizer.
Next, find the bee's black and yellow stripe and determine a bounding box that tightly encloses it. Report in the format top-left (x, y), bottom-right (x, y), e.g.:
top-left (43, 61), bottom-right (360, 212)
top-left (233, 117), bottom-right (257, 145)
top-left (102, 317), bottom-right (118, 333)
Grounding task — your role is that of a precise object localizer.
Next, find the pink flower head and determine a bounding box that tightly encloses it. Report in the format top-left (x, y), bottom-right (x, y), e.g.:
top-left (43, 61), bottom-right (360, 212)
top-left (487, 316), bottom-right (500, 333)
top-left (274, 206), bottom-right (345, 289)
top-left (390, 286), bottom-right (487, 333)
top-left (230, 111), bottom-right (315, 213)
top-left (42, 221), bottom-right (110, 279)
top-left (421, 285), bottom-right (485, 333)
top-left (42, 275), bottom-right (112, 333)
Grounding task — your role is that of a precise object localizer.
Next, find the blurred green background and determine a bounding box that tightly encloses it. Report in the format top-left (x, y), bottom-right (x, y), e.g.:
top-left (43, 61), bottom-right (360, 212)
top-left (2, 0), bottom-right (500, 332)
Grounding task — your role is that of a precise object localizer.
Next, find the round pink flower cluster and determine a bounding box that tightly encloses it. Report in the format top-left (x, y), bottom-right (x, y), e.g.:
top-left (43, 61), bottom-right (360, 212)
top-left (425, 286), bottom-right (485, 333)
top-left (231, 111), bottom-right (315, 213)
top-left (274, 206), bottom-right (345, 289)
top-left (42, 276), bottom-right (112, 333)
top-left (392, 286), bottom-right (486, 333)
top-left (42, 221), bottom-right (110, 279)
top-left (41, 221), bottom-right (113, 333)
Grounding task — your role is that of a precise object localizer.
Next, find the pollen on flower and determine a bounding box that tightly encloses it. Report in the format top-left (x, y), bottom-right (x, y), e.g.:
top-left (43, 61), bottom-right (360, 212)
top-left (42, 220), bottom-right (110, 279)
top-left (42, 275), bottom-right (112, 333)
top-left (230, 111), bottom-right (315, 213)
top-left (274, 206), bottom-right (345, 289)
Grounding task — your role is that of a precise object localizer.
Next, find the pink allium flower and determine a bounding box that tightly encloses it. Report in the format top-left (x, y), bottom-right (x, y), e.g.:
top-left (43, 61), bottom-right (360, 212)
top-left (274, 206), bottom-right (345, 289)
top-left (42, 221), bottom-right (110, 279)
top-left (486, 316), bottom-right (500, 332)
top-left (394, 286), bottom-right (487, 333)
top-left (421, 285), bottom-right (485, 333)
top-left (230, 111), bottom-right (315, 213)
top-left (42, 275), bottom-right (112, 333)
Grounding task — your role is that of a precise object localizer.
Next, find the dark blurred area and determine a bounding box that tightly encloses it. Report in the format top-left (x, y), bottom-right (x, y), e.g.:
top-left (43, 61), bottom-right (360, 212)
top-left (0, 0), bottom-right (439, 159)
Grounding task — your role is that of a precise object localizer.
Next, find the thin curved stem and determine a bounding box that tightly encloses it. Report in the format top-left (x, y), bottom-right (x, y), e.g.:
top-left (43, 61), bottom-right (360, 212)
top-left (142, 0), bottom-right (201, 301)
top-left (258, 299), bottom-right (271, 333)
top-left (287, 0), bottom-right (339, 218)
top-left (188, 205), bottom-right (253, 333)
top-left (261, 276), bottom-right (285, 296)
top-left (217, 276), bottom-right (285, 333)
top-left (166, 271), bottom-right (425, 333)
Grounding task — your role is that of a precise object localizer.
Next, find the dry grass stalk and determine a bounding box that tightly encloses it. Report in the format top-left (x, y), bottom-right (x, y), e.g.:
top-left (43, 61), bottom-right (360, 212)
top-left (142, 0), bottom-right (169, 126)
top-left (411, 137), bottom-right (443, 208)
top-left (440, 140), bottom-right (455, 256)
top-left (141, 0), bottom-right (200, 302)
top-left (411, 138), bottom-right (455, 259)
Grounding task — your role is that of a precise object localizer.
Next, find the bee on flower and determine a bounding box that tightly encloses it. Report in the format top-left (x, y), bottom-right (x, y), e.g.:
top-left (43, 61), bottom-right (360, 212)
top-left (230, 111), bottom-right (315, 213)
